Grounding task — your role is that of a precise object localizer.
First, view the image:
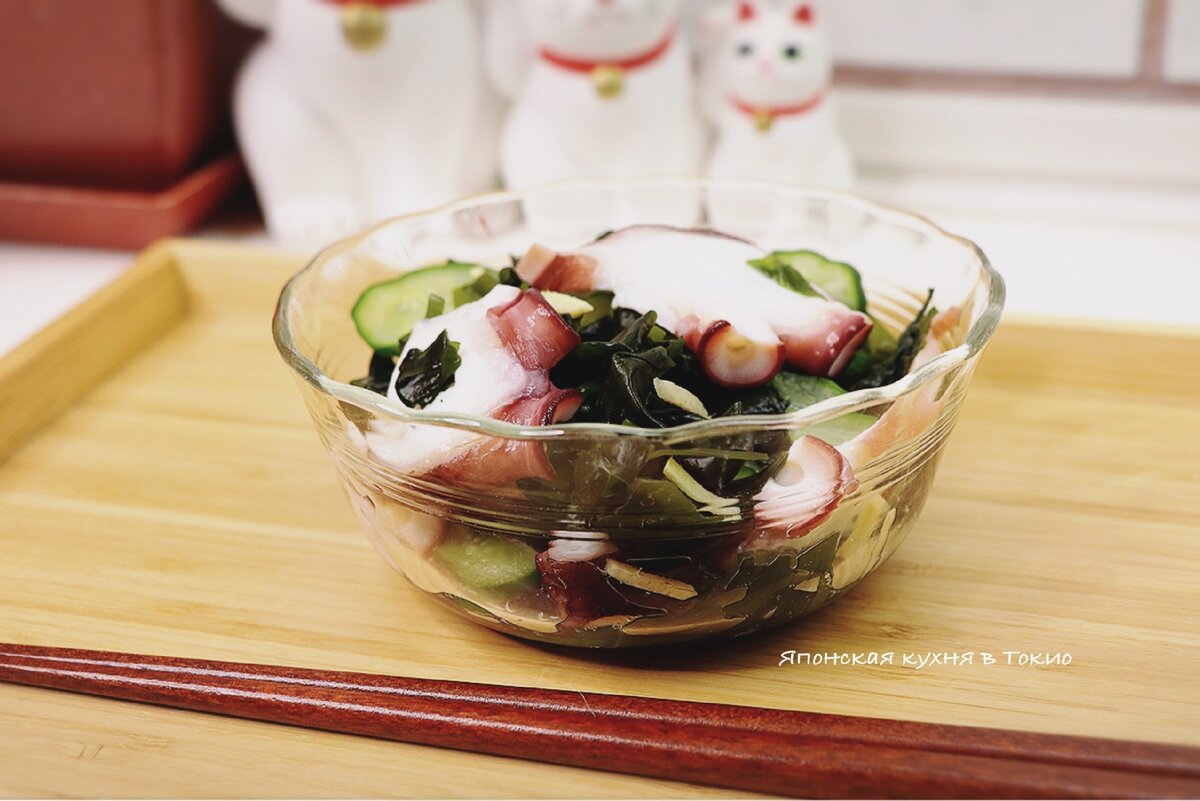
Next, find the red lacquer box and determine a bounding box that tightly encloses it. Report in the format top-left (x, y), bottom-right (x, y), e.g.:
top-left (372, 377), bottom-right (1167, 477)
top-left (0, 0), bottom-right (256, 248)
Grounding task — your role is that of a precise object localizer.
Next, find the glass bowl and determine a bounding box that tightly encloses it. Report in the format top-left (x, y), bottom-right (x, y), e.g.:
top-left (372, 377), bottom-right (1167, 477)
top-left (273, 178), bottom-right (1004, 648)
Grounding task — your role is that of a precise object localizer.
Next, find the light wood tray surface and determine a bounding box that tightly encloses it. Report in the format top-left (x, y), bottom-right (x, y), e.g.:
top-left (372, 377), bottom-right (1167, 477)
top-left (1, 241), bottom-right (1197, 798)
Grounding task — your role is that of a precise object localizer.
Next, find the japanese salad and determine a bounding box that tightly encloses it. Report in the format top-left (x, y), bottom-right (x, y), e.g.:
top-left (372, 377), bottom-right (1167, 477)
top-left (340, 224), bottom-right (958, 645)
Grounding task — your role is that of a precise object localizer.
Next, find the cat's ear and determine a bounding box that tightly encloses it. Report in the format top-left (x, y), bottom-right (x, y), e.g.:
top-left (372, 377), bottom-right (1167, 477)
top-left (792, 3), bottom-right (815, 25)
top-left (737, 2), bottom-right (756, 23)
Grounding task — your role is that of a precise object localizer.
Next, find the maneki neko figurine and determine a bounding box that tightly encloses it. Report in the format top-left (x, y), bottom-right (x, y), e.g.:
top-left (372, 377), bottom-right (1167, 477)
top-left (701, 0), bottom-right (855, 190)
top-left (488, 0), bottom-right (706, 227)
top-left (218, 0), bottom-right (499, 245)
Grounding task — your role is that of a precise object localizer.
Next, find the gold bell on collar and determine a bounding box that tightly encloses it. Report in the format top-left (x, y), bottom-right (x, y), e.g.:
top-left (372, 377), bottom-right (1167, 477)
top-left (591, 65), bottom-right (626, 99)
top-left (340, 2), bottom-right (387, 52)
top-left (752, 109), bottom-right (774, 133)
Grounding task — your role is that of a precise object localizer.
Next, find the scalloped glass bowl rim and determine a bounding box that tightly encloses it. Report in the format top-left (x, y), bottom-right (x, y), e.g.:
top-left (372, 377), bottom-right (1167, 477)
top-left (273, 177), bottom-right (1005, 442)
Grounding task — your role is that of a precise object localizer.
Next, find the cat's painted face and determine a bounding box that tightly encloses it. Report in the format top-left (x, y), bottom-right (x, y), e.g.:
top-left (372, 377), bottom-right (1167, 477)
top-left (521, 0), bottom-right (683, 60)
top-left (717, 1), bottom-right (832, 107)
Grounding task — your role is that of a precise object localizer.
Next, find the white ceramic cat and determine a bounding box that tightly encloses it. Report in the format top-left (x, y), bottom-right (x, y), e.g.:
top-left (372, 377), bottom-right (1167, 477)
top-left (493, 0), bottom-right (706, 231)
top-left (218, 0), bottom-right (499, 246)
top-left (701, 0), bottom-right (854, 190)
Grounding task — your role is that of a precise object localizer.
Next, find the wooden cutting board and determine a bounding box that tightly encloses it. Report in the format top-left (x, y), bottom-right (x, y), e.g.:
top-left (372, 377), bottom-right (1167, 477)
top-left (1, 240), bottom-right (1197, 798)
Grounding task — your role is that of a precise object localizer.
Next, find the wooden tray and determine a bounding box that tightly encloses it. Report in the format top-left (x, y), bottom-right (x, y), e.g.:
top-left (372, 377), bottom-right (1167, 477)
top-left (1, 241), bottom-right (1197, 798)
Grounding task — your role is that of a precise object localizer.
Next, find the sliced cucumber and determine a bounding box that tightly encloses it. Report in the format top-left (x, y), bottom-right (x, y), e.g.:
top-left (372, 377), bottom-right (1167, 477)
top-left (434, 532), bottom-right (538, 593)
top-left (352, 262), bottom-right (487, 354)
top-left (759, 250), bottom-right (867, 312)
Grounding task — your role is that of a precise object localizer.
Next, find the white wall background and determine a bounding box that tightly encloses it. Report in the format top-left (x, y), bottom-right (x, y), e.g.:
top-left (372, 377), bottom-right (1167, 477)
top-left (825, 0), bottom-right (1147, 77)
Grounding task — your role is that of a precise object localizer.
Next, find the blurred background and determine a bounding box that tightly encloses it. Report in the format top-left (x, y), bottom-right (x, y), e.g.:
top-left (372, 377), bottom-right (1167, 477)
top-left (1, 0), bottom-right (1198, 357)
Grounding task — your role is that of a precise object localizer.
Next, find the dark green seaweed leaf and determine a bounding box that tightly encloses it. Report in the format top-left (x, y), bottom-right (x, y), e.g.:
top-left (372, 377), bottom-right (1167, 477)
top-left (549, 303), bottom-right (796, 498)
top-left (392, 331), bottom-right (461, 408)
top-left (609, 348), bottom-right (693, 428)
top-left (839, 290), bottom-right (936, 392)
top-left (615, 479), bottom-right (706, 526)
top-left (771, 373), bottom-right (845, 410)
top-left (424, 293), bottom-right (446, 318)
top-left (716, 386), bottom-right (787, 418)
top-left (350, 351), bottom-right (397, 396)
top-left (747, 255), bottom-right (823, 298)
top-left (554, 309), bottom-right (705, 427)
top-left (771, 371), bottom-right (876, 445)
top-left (723, 534), bottom-right (840, 620)
top-left (496, 266), bottom-right (525, 288)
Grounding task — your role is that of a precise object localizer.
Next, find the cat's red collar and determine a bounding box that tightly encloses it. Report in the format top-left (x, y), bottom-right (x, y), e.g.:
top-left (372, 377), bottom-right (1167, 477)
top-left (538, 30), bottom-right (676, 74)
top-left (727, 89), bottom-right (828, 128)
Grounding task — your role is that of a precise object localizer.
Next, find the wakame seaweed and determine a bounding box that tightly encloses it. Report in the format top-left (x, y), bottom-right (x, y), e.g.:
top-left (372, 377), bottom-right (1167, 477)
top-left (839, 290), bottom-right (936, 392)
top-left (350, 351), bottom-right (397, 396)
top-left (392, 331), bottom-right (462, 408)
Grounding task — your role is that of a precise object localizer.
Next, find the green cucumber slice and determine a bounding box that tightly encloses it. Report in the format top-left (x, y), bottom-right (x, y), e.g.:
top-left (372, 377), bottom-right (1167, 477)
top-left (352, 262), bottom-right (487, 354)
top-left (434, 533), bottom-right (538, 593)
top-left (756, 250), bottom-right (867, 312)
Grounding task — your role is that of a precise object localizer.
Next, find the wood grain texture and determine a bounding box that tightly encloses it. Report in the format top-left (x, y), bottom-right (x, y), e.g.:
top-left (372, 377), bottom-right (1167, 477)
top-left (0, 240), bottom-right (1198, 798)
top-left (0, 240), bottom-right (187, 461)
top-left (1, 645), bottom-right (1198, 799)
